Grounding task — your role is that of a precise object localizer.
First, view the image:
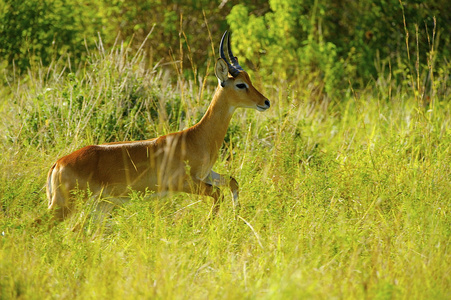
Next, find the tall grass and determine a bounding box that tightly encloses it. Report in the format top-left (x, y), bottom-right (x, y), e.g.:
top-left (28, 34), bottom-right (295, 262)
top-left (0, 34), bottom-right (450, 299)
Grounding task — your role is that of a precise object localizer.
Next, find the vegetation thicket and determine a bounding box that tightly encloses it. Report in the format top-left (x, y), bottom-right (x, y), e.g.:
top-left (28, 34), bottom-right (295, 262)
top-left (1, 0), bottom-right (449, 92)
top-left (0, 0), bottom-right (450, 299)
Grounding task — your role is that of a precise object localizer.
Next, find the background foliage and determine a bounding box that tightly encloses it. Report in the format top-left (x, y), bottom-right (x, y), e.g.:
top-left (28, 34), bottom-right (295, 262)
top-left (229, 0), bottom-right (450, 90)
top-left (1, 0), bottom-right (449, 96)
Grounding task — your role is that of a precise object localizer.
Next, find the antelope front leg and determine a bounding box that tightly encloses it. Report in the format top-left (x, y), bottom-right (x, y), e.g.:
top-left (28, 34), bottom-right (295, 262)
top-left (205, 170), bottom-right (239, 209)
top-left (181, 176), bottom-right (222, 215)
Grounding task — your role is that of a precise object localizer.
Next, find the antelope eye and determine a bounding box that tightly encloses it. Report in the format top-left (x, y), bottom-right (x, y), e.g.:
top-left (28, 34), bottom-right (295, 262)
top-left (236, 83), bottom-right (247, 89)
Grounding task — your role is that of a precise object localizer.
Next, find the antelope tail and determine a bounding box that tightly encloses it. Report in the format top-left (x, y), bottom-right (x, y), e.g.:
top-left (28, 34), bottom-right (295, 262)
top-left (46, 162), bottom-right (58, 209)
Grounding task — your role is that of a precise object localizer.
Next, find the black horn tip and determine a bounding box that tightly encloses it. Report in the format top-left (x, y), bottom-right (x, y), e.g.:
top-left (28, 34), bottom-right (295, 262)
top-left (226, 31), bottom-right (244, 72)
top-left (219, 30), bottom-right (242, 77)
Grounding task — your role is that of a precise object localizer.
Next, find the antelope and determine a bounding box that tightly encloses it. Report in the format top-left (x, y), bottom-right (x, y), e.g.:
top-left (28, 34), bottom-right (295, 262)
top-left (46, 31), bottom-right (270, 223)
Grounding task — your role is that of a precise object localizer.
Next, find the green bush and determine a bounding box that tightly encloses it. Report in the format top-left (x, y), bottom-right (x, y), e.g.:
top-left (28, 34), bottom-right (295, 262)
top-left (0, 0), bottom-right (449, 95)
top-left (227, 0), bottom-right (450, 95)
top-left (4, 40), bottom-right (208, 151)
top-left (0, 0), bottom-right (263, 75)
top-left (0, 0), bottom-right (113, 72)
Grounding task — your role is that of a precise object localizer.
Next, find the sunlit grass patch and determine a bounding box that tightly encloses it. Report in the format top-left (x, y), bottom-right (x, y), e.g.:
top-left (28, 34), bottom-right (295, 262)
top-left (1, 36), bottom-right (450, 299)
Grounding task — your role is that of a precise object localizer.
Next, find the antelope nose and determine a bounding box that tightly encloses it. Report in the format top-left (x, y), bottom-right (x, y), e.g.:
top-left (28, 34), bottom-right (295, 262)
top-left (257, 99), bottom-right (271, 111)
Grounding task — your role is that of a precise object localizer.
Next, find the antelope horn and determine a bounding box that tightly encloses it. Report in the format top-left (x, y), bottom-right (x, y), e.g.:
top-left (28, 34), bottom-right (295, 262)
top-left (219, 31), bottom-right (243, 77)
top-left (227, 31), bottom-right (244, 73)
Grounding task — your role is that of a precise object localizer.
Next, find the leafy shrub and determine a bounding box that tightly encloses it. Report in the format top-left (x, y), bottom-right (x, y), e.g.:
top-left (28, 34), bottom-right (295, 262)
top-left (0, 0), bottom-right (263, 75)
top-left (0, 0), bottom-right (113, 72)
top-left (0, 0), bottom-right (449, 97)
top-left (5, 39), bottom-right (209, 151)
top-left (227, 0), bottom-right (450, 96)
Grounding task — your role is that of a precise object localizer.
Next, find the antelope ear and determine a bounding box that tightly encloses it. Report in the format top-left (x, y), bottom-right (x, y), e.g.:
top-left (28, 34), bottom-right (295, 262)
top-left (215, 58), bottom-right (229, 86)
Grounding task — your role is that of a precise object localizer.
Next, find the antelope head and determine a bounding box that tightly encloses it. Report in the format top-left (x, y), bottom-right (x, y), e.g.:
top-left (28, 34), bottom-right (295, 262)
top-left (215, 31), bottom-right (270, 112)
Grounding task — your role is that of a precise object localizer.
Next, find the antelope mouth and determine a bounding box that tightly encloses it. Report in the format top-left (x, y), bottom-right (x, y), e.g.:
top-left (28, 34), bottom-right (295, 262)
top-left (257, 100), bottom-right (270, 111)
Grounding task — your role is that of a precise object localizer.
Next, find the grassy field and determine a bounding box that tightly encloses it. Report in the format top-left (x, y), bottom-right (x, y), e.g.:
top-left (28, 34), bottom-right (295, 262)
top-left (0, 41), bottom-right (450, 299)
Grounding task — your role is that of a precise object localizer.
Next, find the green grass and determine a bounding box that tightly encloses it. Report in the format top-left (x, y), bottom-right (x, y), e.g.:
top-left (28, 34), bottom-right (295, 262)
top-left (1, 41), bottom-right (450, 299)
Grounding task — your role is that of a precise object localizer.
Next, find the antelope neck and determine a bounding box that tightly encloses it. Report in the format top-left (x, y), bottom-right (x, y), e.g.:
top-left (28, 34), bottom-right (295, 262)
top-left (189, 87), bottom-right (236, 152)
